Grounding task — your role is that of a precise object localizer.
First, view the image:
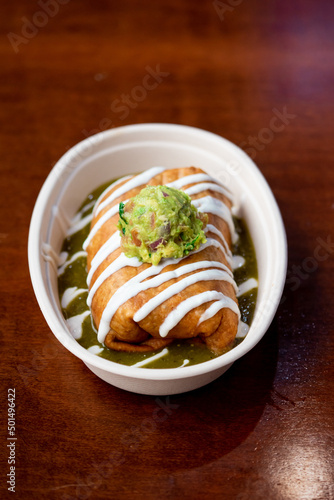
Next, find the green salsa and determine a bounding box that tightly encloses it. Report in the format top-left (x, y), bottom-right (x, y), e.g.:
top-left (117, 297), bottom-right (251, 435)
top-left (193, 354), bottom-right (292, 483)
top-left (58, 179), bottom-right (258, 369)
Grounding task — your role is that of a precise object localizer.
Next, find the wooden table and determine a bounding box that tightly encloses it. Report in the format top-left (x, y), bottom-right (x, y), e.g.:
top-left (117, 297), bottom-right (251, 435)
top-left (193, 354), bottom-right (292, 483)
top-left (1, 1), bottom-right (334, 498)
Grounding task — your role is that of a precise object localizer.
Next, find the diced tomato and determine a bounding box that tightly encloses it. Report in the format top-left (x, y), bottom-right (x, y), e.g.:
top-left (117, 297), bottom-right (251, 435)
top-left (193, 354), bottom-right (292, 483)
top-left (131, 229), bottom-right (141, 247)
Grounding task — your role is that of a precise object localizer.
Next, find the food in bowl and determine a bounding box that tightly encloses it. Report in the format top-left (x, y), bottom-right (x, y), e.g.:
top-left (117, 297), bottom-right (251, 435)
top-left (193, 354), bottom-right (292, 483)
top-left (58, 165), bottom-right (258, 368)
top-left (118, 183), bottom-right (208, 265)
top-left (29, 123), bottom-right (287, 394)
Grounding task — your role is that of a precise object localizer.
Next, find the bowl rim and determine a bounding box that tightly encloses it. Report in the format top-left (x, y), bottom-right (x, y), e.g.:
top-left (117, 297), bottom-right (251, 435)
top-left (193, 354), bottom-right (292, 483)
top-left (28, 122), bottom-right (287, 381)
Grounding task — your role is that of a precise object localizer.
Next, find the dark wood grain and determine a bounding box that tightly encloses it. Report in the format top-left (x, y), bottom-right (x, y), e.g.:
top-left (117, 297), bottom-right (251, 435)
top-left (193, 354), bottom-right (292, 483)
top-left (1, 0), bottom-right (334, 498)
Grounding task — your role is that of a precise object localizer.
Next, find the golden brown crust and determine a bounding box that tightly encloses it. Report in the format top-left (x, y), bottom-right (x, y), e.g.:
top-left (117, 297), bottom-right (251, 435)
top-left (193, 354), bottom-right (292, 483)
top-left (104, 333), bottom-right (173, 352)
top-left (86, 166), bottom-right (239, 354)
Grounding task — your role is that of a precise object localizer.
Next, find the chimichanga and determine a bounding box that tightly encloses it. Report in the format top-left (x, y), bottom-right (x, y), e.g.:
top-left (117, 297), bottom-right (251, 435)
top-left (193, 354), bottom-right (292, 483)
top-left (83, 166), bottom-right (240, 354)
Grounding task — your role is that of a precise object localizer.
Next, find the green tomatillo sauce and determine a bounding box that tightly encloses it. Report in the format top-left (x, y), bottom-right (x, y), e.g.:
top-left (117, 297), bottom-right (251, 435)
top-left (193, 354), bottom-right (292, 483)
top-left (58, 178), bottom-right (258, 369)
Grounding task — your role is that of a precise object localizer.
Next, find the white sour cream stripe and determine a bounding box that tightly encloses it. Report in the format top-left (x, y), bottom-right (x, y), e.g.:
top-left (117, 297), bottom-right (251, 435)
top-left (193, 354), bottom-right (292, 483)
top-left (83, 203), bottom-right (126, 250)
top-left (68, 199), bottom-right (95, 227)
top-left (88, 230), bottom-right (232, 302)
top-left (133, 269), bottom-right (237, 324)
top-left (205, 223), bottom-right (231, 258)
top-left (96, 258), bottom-right (184, 339)
top-left (192, 196), bottom-right (238, 244)
top-left (184, 182), bottom-right (233, 202)
top-left (87, 253), bottom-right (143, 309)
top-left (237, 321), bottom-right (249, 338)
top-left (64, 198), bottom-right (98, 237)
top-left (159, 291), bottom-right (240, 338)
top-left (167, 174), bottom-right (233, 202)
top-left (93, 175), bottom-right (133, 216)
top-left (97, 258), bottom-right (237, 342)
top-left (95, 166), bottom-right (165, 217)
top-left (66, 311), bottom-right (90, 339)
top-left (58, 251), bottom-right (68, 266)
top-left (67, 213), bottom-right (93, 236)
top-left (232, 255), bottom-right (245, 270)
top-left (81, 200), bottom-right (97, 214)
top-left (93, 237), bottom-right (235, 340)
top-left (131, 348), bottom-right (169, 368)
top-left (200, 237), bottom-right (232, 267)
top-left (89, 236), bottom-right (232, 313)
top-left (87, 345), bottom-right (104, 355)
top-left (61, 287), bottom-right (88, 309)
top-left (236, 278), bottom-right (258, 297)
top-left (197, 297), bottom-right (240, 326)
top-left (57, 251), bottom-right (87, 276)
top-left (87, 231), bottom-right (121, 286)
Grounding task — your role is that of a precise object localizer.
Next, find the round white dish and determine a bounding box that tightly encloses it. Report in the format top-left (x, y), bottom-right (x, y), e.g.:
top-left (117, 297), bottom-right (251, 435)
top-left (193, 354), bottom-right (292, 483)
top-left (28, 123), bottom-right (287, 395)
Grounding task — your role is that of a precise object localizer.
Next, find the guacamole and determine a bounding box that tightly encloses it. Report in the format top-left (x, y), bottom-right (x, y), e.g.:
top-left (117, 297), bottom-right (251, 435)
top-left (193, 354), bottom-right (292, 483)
top-left (117, 185), bottom-right (208, 265)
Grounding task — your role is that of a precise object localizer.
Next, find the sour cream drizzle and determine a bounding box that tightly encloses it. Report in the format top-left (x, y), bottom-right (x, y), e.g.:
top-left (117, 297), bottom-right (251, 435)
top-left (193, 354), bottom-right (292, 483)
top-left (64, 200), bottom-right (96, 237)
top-left (184, 181), bottom-right (233, 202)
top-left (131, 348), bottom-right (169, 368)
top-left (237, 278), bottom-right (258, 297)
top-left (66, 311), bottom-right (90, 339)
top-left (88, 253), bottom-right (143, 309)
top-left (83, 203), bottom-right (125, 250)
top-left (192, 196), bottom-right (238, 243)
top-left (205, 223), bottom-right (231, 259)
top-left (83, 168), bottom-right (238, 250)
top-left (67, 213), bottom-right (93, 236)
top-left (197, 297), bottom-right (239, 326)
top-left (81, 167), bottom-right (247, 344)
top-left (89, 236), bottom-right (231, 307)
top-left (167, 173), bottom-right (233, 202)
top-left (237, 321), bottom-right (249, 338)
top-left (87, 231), bottom-right (121, 286)
top-left (232, 255), bottom-right (245, 270)
top-left (57, 251), bottom-right (87, 276)
top-left (96, 260), bottom-right (237, 341)
top-left (87, 345), bottom-right (104, 355)
top-left (93, 175), bottom-right (132, 216)
top-left (133, 269), bottom-right (237, 324)
top-left (61, 286), bottom-right (88, 309)
top-left (86, 222), bottom-right (234, 292)
top-left (159, 291), bottom-right (240, 338)
top-left (94, 166), bottom-right (165, 217)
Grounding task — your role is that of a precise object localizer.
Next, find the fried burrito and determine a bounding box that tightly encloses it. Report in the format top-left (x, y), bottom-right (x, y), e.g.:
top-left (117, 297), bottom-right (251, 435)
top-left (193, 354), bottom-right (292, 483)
top-left (83, 166), bottom-right (240, 354)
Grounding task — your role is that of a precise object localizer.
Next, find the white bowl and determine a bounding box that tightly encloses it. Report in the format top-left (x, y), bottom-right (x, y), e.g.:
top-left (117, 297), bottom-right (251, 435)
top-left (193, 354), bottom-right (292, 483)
top-left (28, 123), bottom-right (287, 395)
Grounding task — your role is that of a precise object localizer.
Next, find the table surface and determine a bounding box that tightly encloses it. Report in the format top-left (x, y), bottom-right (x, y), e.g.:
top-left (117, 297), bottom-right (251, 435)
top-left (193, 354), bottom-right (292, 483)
top-left (1, 1), bottom-right (334, 499)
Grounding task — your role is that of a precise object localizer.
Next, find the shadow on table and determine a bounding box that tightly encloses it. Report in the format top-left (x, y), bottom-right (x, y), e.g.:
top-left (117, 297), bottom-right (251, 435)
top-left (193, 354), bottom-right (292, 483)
top-left (159, 320), bottom-right (279, 470)
top-left (104, 319), bottom-right (280, 474)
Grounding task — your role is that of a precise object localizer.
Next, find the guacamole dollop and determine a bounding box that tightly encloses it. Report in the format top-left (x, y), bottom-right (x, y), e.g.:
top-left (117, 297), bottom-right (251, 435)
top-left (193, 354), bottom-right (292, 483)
top-left (117, 185), bottom-right (208, 265)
